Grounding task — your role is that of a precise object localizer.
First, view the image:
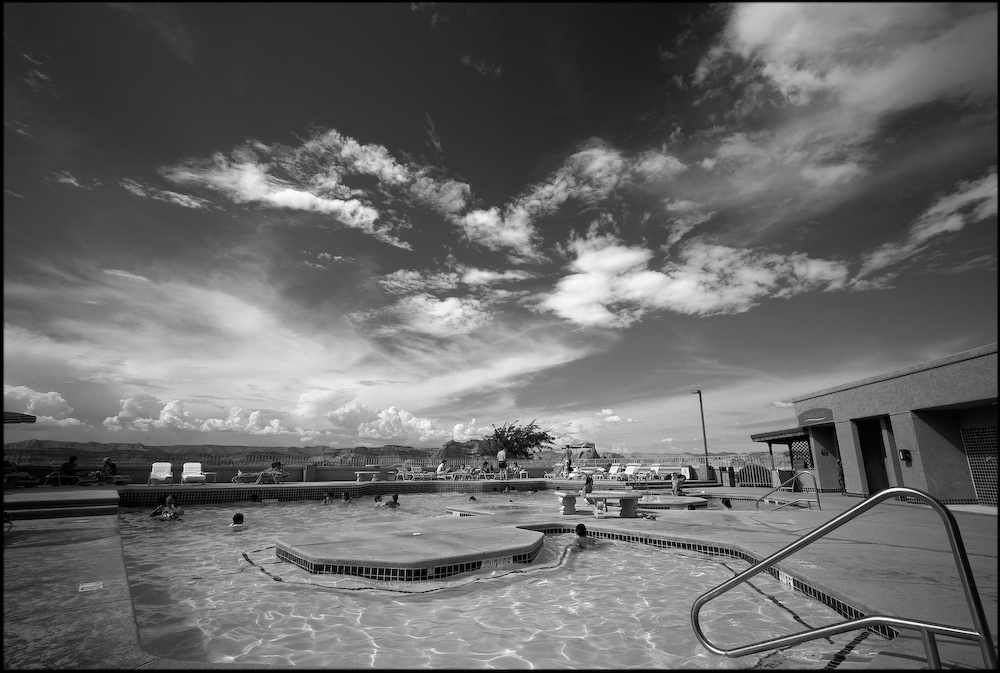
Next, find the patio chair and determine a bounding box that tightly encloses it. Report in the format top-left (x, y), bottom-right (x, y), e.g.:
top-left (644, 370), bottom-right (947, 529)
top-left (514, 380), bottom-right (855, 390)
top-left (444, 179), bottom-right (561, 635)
top-left (181, 462), bottom-right (208, 484)
top-left (394, 466), bottom-right (413, 481)
top-left (410, 466), bottom-right (436, 480)
top-left (606, 464), bottom-right (626, 480)
top-left (147, 462), bottom-right (173, 486)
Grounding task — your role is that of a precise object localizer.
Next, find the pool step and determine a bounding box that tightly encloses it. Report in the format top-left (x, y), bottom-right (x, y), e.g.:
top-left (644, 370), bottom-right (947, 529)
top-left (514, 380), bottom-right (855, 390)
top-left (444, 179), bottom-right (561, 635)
top-left (2, 489), bottom-right (119, 520)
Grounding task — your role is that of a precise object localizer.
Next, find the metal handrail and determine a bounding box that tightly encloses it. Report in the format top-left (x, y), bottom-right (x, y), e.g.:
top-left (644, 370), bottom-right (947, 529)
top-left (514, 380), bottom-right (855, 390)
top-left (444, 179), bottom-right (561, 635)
top-left (691, 487), bottom-right (998, 669)
top-left (756, 470), bottom-right (821, 511)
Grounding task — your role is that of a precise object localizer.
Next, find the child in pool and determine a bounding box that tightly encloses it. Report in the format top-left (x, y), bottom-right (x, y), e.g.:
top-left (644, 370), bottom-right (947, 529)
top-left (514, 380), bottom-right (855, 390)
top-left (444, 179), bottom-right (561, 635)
top-left (573, 523), bottom-right (594, 549)
top-left (230, 513), bottom-right (244, 531)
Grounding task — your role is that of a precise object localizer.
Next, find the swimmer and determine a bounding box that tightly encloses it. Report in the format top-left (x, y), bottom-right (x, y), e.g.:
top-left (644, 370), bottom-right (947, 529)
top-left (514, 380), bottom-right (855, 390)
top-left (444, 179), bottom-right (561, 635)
top-left (382, 493), bottom-right (399, 509)
top-left (573, 523), bottom-right (595, 549)
top-left (321, 492), bottom-right (335, 505)
top-left (150, 494), bottom-right (183, 520)
top-left (341, 492), bottom-right (351, 502)
top-left (230, 513), bottom-right (244, 531)
top-left (469, 495), bottom-right (477, 502)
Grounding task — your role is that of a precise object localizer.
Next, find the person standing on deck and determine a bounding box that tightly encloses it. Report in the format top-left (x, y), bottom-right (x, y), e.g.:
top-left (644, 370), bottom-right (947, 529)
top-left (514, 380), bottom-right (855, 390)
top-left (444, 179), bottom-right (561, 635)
top-left (496, 448), bottom-right (507, 479)
top-left (563, 447), bottom-right (573, 476)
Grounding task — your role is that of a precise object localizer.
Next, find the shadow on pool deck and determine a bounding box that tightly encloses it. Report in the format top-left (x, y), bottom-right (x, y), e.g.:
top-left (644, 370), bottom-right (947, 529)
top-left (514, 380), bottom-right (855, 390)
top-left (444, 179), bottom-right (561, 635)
top-left (3, 486), bottom-right (997, 670)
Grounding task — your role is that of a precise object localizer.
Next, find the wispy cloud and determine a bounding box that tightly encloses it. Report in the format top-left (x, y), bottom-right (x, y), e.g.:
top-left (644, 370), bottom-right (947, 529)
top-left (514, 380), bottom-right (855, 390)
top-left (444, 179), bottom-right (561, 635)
top-left (460, 54), bottom-right (502, 78)
top-left (120, 178), bottom-right (213, 209)
top-left (854, 168), bottom-right (998, 282)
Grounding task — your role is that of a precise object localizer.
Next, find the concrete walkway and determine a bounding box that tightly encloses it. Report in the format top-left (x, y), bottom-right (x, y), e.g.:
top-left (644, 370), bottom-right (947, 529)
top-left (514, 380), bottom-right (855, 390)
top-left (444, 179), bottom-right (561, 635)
top-left (3, 486), bottom-right (996, 669)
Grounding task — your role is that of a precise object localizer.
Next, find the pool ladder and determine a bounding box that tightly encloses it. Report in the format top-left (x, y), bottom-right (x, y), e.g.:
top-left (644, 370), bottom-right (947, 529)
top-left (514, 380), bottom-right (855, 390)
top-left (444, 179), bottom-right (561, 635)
top-left (755, 470), bottom-right (822, 511)
top-left (691, 487), bottom-right (998, 670)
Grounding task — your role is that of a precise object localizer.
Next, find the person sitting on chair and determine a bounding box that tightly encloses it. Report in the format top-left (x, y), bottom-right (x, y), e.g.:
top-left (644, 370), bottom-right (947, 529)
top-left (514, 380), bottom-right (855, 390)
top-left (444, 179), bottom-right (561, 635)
top-left (437, 459), bottom-right (451, 476)
top-left (101, 457), bottom-right (118, 484)
top-left (59, 456), bottom-right (80, 476)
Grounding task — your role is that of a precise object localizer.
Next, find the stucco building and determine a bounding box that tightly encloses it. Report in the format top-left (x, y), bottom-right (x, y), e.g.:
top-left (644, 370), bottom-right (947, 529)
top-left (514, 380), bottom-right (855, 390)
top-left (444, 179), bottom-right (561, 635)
top-left (755, 344), bottom-right (997, 506)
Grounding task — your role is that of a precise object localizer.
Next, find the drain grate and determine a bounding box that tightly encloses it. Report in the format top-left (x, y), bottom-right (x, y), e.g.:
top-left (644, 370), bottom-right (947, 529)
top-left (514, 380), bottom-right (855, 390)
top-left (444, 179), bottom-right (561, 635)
top-left (79, 581), bottom-right (104, 592)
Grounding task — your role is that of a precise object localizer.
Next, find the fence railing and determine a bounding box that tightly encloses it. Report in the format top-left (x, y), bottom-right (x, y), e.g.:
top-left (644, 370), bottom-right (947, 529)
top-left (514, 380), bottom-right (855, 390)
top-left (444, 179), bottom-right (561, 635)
top-left (5, 448), bottom-right (793, 472)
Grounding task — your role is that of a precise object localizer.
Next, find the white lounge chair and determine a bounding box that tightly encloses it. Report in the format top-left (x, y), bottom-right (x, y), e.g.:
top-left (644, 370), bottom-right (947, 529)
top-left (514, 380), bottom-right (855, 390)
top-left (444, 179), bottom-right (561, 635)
top-left (181, 462), bottom-right (207, 484)
top-left (147, 462), bottom-right (173, 486)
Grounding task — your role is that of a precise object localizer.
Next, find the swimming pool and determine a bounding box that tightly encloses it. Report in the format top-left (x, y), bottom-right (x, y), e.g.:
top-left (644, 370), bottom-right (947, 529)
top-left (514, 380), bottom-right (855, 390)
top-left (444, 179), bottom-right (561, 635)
top-left (119, 492), bottom-right (889, 668)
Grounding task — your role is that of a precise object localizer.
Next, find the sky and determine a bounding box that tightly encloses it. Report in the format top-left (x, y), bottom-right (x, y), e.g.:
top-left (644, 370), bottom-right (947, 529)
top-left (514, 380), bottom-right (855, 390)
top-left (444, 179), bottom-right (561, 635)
top-left (3, 3), bottom-right (997, 454)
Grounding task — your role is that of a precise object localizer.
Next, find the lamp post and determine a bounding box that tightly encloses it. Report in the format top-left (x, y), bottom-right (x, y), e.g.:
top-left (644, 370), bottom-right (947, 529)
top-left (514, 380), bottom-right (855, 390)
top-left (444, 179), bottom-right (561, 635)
top-left (691, 389), bottom-right (710, 479)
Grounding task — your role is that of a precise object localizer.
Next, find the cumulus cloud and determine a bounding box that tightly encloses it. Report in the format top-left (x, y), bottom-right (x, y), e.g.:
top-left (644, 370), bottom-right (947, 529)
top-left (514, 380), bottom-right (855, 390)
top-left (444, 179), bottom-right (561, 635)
top-left (324, 400), bottom-right (380, 431)
top-left (102, 394), bottom-right (294, 435)
top-left (3, 384), bottom-right (86, 427)
top-left (537, 232), bottom-right (850, 327)
top-left (854, 168), bottom-right (998, 281)
top-left (593, 408), bottom-right (642, 424)
top-left (452, 418), bottom-right (493, 442)
top-left (356, 406), bottom-right (452, 443)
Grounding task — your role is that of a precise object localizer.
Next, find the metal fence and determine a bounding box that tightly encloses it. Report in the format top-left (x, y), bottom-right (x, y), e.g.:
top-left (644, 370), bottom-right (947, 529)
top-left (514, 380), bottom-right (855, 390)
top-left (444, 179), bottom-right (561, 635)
top-left (5, 448), bottom-right (792, 475)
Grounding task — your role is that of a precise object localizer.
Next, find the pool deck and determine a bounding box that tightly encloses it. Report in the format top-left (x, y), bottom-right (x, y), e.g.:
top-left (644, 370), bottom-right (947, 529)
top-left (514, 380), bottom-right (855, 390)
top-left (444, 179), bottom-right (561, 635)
top-left (3, 485), bottom-right (997, 670)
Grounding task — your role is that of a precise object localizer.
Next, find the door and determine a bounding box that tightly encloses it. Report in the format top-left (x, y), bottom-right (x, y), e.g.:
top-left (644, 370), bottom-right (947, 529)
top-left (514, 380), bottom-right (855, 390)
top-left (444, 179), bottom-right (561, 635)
top-left (855, 417), bottom-right (890, 494)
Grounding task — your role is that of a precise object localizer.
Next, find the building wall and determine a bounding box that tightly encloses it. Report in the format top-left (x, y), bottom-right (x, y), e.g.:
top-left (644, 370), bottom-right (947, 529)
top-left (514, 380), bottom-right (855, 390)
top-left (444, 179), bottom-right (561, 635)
top-left (793, 345), bottom-right (997, 502)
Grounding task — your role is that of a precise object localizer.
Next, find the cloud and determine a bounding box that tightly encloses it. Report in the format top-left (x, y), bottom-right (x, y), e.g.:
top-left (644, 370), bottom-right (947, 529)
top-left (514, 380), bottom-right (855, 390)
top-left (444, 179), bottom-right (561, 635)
top-left (593, 408), bottom-right (642, 424)
top-left (684, 3), bottom-right (997, 234)
top-left (356, 406), bottom-right (452, 443)
top-left (537, 232), bottom-right (850, 327)
top-left (460, 54), bottom-right (502, 78)
top-left (120, 178), bottom-right (213, 209)
top-left (854, 168), bottom-right (998, 281)
top-left (454, 139), bottom-right (685, 262)
top-left (3, 384), bottom-right (86, 427)
top-left (452, 418), bottom-right (492, 442)
top-left (101, 269), bottom-right (151, 282)
top-left (109, 2), bottom-right (199, 66)
top-left (359, 294), bottom-right (493, 337)
top-left (423, 113), bottom-right (443, 154)
top-left (156, 129), bottom-right (477, 249)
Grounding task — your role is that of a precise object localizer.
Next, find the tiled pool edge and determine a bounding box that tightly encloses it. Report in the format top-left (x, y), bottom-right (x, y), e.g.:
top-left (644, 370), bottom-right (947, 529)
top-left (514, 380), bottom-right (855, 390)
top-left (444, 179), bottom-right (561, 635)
top-left (517, 522), bottom-right (900, 641)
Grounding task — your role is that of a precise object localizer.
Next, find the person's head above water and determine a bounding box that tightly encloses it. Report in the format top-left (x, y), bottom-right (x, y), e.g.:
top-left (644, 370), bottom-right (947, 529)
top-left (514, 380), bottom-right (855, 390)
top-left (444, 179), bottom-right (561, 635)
top-left (342, 492), bottom-right (350, 501)
top-left (575, 523), bottom-right (588, 537)
top-left (232, 513), bottom-right (244, 525)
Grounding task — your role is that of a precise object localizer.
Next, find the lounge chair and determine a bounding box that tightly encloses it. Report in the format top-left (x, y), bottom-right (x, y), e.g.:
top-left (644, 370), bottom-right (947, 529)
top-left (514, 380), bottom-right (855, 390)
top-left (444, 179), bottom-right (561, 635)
top-left (231, 468), bottom-right (285, 485)
top-left (410, 466), bottom-right (436, 480)
top-left (181, 462), bottom-right (208, 484)
top-left (394, 466), bottom-right (414, 481)
top-left (147, 462), bottom-right (174, 486)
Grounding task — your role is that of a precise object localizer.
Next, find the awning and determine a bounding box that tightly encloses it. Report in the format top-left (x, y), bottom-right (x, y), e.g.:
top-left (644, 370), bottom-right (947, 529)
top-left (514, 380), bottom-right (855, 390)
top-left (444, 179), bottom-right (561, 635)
top-left (3, 412), bottom-right (37, 424)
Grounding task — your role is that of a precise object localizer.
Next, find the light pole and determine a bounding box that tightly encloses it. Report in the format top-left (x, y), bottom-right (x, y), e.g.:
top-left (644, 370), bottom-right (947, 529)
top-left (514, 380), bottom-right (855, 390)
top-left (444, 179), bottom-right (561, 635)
top-left (691, 389), bottom-right (710, 478)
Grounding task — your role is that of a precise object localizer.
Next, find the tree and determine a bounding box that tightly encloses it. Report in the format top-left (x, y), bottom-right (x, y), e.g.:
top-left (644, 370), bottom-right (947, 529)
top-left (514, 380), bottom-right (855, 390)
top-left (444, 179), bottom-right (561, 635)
top-left (482, 420), bottom-right (556, 460)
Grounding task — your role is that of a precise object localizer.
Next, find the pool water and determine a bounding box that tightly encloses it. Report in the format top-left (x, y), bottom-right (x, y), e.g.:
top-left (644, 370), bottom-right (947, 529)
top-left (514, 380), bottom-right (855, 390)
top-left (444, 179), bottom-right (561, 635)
top-left (119, 492), bottom-right (888, 668)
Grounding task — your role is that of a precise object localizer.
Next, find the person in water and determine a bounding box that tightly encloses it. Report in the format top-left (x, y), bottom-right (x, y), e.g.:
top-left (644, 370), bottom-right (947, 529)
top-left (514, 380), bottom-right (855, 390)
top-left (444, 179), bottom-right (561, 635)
top-left (150, 494), bottom-right (184, 520)
top-left (321, 492), bottom-right (336, 505)
top-left (377, 493), bottom-right (399, 509)
top-left (341, 491), bottom-right (351, 502)
top-left (574, 523), bottom-right (593, 549)
top-left (230, 513), bottom-right (244, 530)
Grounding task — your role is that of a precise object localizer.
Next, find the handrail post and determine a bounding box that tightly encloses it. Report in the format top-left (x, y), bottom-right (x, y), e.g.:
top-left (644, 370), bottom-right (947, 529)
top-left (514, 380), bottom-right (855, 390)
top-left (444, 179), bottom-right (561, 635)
top-left (921, 629), bottom-right (941, 669)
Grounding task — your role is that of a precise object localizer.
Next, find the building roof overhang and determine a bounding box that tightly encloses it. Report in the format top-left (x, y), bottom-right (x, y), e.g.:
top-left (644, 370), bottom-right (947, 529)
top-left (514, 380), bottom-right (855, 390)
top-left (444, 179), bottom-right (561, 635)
top-left (750, 427), bottom-right (808, 444)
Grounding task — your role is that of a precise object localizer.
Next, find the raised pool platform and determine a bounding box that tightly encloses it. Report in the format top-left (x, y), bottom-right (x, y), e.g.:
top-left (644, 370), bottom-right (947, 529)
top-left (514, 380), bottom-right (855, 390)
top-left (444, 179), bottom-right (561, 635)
top-left (275, 516), bottom-right (545, 580)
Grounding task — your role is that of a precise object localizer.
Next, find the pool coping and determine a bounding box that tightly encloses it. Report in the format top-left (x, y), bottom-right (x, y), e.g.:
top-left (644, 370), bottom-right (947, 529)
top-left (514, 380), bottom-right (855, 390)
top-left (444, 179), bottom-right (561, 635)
top-left (3, 484), bottom-right (997, 670)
